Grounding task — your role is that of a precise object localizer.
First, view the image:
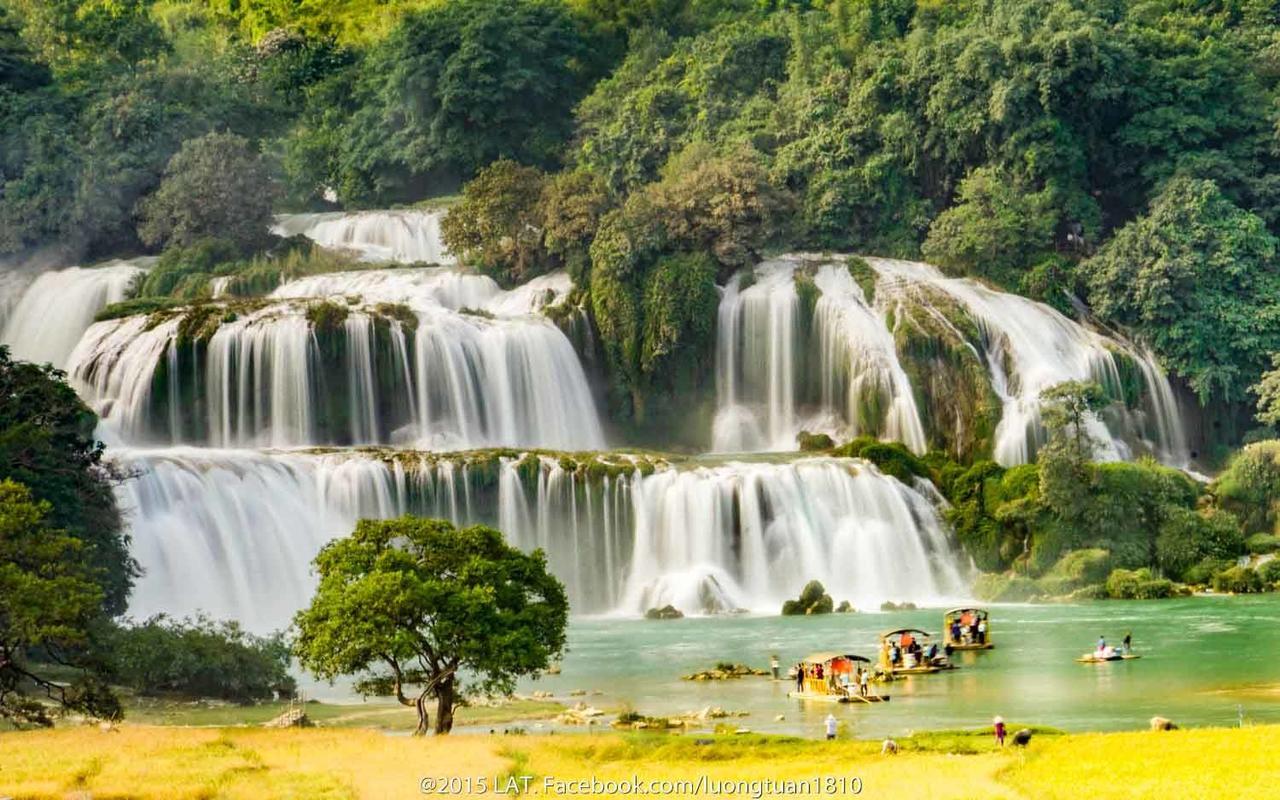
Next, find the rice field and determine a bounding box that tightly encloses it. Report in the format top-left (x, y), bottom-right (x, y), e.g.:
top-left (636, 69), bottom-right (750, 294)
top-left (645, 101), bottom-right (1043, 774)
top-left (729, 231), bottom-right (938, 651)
top-left (1, 723), bottom-right (1275, 799)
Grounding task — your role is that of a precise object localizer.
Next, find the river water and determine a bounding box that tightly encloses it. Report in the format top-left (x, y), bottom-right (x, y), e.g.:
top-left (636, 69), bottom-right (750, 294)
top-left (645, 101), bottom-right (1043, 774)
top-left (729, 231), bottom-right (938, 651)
top-left (492, 596), bottom-right (1280, 738)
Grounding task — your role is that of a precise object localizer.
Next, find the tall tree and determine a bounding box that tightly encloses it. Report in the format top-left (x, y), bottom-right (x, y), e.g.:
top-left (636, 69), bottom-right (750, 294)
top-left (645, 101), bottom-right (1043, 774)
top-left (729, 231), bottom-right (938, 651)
top-left (0, 479), bottom-right (120, 727)
top-left (0, 347), bottom-right (134, 614)
top-left (293, 517), bottom-right (568, 735)
top-left (1037, 380), bottom-right (1105, 523)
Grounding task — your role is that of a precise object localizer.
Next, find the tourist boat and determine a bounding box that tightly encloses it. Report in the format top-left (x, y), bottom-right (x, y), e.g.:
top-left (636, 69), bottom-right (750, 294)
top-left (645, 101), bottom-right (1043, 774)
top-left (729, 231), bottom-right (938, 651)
top-left (943, 607), bottom-right (993, 650)
top-left (878, 629), bottom-right (955, 674)
top-left (787, 653), bottom-right (889, 703)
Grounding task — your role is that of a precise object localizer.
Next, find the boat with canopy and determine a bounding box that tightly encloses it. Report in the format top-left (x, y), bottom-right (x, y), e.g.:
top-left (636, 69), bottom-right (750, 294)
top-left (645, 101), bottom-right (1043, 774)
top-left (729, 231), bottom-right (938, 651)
top-left (878, 629), bottom-right (955, 674)
top-left (943, 607), bottom-right (993, 650)
top-left (788, 652), bottom-right (889, 703)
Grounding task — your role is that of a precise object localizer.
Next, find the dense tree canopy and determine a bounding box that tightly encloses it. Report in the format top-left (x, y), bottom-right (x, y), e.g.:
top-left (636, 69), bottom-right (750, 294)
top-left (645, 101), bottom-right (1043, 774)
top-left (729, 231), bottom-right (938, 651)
top-left (6, 0), bottom-right (1280, 423)
top-left (1083, 177), bottom-right (1280, 404)
top-left (0, 347), bottom-right (133, 615)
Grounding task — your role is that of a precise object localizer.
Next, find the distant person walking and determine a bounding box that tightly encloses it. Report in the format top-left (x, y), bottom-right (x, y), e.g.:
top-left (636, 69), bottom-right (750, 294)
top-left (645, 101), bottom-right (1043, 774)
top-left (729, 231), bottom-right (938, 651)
top-left (824, 714), bottom-right (838, 741)
top-left (795, 664), bottom-right (805, 693)
top-left (993, 716), bottom-right (1006, 747)
top-left (770, 654), bottom-right (780, 680)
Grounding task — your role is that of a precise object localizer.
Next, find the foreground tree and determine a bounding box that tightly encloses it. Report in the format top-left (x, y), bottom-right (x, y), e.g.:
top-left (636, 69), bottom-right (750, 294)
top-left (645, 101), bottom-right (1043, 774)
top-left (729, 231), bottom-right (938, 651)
top-left (293, 517), bottom-right (568, 735)
top-left (0, 347), bottom-right (133, 614)
top-left (0, 480), bottom-right (120, 727)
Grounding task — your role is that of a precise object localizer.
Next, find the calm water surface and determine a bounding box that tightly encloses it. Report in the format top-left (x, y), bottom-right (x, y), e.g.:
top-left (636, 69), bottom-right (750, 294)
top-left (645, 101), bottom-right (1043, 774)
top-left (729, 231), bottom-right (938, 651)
top-left (510, 595), bottom-right (1280, 738)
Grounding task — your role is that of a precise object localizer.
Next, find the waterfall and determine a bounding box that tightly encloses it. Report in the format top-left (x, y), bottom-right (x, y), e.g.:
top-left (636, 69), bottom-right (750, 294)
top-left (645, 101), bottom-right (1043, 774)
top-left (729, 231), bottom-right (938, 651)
top-left (68, 272), bottom-right (604, 451)
top-left (116, 448), bottom-right (967, 631)
top-left (1, 260), bottom-right (148, 368)
top-left (621, 457), bottom-right (967, 614)
top-left (272, 209), bottom-right (454, 265)
top-left (713, 255), bottom-right (1189, 466)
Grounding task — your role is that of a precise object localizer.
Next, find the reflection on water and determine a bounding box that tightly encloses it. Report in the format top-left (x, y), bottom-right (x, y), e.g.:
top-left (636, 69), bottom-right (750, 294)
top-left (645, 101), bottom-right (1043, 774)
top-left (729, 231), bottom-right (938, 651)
top-left (502, 595), bottom-right (1280, 738)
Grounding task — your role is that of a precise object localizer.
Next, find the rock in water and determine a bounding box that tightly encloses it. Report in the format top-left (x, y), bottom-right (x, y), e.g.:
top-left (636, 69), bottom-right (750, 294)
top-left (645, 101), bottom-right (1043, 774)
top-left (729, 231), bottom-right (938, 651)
top-left (645, 604), bottom-right (684, 620)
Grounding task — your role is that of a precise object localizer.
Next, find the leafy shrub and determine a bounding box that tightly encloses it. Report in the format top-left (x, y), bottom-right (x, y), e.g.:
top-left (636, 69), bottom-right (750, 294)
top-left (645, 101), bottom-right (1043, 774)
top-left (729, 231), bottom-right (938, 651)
top-left (1037, 549), bottom-right (1111, 596)
top-left (1211, 566), bottom-right (1262, 594)
top-left (137, 238), bottom-right (242, 299)
top-left (1156, 507), bottom-right (1246, 580)
top-left (1257, 559), bottom-right (1280, 586)
top-left (109, 615), bottom-right (296, 702)
top-left (1104, 568), bottom-right (1174, 600)
top-left (1183, 557), bottom-right (1234, 586)
top-left (1213, 441), bottom-right (1280, 534)
top-left (1247, 534), bottom-right (1280, 555)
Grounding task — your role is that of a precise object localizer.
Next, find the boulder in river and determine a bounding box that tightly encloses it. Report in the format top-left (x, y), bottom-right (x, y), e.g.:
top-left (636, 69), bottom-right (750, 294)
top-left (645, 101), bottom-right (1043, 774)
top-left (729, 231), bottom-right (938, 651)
top-left (781, 580), bottom-right (834, 615)
top-left (645, 604), bottom-right (684, 620)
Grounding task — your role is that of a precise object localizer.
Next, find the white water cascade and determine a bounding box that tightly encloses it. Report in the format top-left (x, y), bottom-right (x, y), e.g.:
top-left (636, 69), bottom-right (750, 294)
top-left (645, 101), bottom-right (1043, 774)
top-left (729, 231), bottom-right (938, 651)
top-left (1, 260), bottom-right (148, 368)
top-left (714, 255), bottom-right (1189, 466)
top-left (68, 268), bottom-right (604, 451)
top-left (272, 209), bottom-right (454, 265)
top-left (4, 211), bottom-right (995, 632)
top-left (117, 448), bottom-right (968, 631)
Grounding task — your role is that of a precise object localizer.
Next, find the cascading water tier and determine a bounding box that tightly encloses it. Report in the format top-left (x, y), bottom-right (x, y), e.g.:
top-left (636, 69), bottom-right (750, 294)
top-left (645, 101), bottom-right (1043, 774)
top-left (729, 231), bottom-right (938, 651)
top-left (117, 448), bottom-right (969, 631)
top-left (713, 255), bottom-right (1189, 467)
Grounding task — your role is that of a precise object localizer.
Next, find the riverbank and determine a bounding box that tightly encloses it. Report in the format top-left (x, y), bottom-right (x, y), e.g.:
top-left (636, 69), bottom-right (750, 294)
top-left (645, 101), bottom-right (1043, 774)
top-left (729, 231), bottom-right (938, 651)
top-left (2, 723), bottom-right (1276, 799)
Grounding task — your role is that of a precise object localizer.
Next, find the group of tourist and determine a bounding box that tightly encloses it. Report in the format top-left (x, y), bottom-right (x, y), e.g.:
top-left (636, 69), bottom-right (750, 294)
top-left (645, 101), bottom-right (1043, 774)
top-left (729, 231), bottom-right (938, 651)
top-left (949, 611), bottom-right (987, 646)
top-left (793, 660), bottom-right (871, 698)
top-left (885, 631), bottom-right (940, 668)
top-left (1095, 632), bottom-right (1134, 657)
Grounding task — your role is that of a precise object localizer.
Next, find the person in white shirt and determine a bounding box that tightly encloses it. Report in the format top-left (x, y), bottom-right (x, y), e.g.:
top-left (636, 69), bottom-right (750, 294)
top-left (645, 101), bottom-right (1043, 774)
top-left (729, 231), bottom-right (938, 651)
top-left (824, 714), bottom-right (838, 740)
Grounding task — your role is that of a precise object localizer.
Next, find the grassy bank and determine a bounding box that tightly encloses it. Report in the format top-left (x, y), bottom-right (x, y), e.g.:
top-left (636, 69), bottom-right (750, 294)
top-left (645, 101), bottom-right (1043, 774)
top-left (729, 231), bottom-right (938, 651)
top-left (119, 697), bottom-right (566, 731)
top-left (1, 724), bottom-right (1276, 799)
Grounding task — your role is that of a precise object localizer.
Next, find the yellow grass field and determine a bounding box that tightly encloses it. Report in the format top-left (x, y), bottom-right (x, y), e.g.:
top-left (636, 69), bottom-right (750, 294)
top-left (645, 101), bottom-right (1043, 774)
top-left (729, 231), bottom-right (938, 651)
top-left (1, 724), bottom-right (1277, 799)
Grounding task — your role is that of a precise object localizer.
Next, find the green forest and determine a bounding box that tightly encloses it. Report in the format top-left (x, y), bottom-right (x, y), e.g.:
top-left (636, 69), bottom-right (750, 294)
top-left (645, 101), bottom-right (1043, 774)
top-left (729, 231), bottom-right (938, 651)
top-left (4, 0), bottom-right (1280, 724)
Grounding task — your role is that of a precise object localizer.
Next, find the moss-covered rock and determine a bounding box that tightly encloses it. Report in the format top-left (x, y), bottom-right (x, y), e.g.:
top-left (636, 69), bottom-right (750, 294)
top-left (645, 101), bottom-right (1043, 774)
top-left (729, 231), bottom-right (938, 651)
top-left (781, 580), bottom-right (833, 615)
top-left (885, 286), bottom-right (1000, 461)
top-left (846, 256), bottom-right (877, 303)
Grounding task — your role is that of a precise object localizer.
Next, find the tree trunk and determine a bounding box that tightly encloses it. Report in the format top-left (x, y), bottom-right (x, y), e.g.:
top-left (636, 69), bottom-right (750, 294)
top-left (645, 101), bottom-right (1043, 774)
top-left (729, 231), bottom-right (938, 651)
top-left (414, 691), bottom-right (431, 736)
top-left (433, 674), bottom-right (456, 735)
